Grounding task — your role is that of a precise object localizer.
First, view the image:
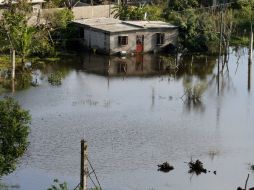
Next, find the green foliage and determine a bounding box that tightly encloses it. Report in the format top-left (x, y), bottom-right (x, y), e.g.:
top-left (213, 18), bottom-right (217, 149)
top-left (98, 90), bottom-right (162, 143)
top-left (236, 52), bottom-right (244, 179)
top-left (48, 71), bottom-right (63, 86)
top-left (112, 4), bottom-right (163, 21)
top-left (230, 36), bottom-right (249, 46)
top-left (0, 1), bottom-right (53, 63)
top-left (15, 70), bottom-right (33, 90)
top-left (0, 97), bottom-right (31, 176)
top-left (168, 0), bottom-right (200, 11)
top-left (143, 5), bottom-right (163, 20)
top-left (233, 0), bottom-right (254, 33)
top-left (112, 4), bottom-right (134, 20)
top-left (47, 179), bottom-right (68, 190)
top-left (166, 9), bottom-right (218, 52)
top-left (45, 8), bottom-right (77, 50)
top-left (50, 8), bottom-right (74, 29)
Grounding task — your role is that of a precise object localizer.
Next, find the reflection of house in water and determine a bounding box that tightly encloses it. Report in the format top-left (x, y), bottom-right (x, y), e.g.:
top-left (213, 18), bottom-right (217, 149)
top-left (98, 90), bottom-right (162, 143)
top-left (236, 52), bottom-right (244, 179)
top-left (82, 54), bottom-right (171, 76)
top-left (73, 17), bottom-right (178, 55)
top-left (82, 54), bottom-right (217, 78)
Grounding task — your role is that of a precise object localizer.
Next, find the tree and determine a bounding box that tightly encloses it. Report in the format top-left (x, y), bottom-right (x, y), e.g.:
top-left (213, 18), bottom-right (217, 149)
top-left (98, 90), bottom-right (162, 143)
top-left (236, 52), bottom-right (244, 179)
top-left (234, 0), bottom-right (254, 32)
top-left (112, 3), bottom-right (132, 20)
top-left (165, 9), bottom-right (218, 52)
top-left (168, 0), bottom-right (201, 11)
top-left (0, 0), bottom-right (53, 63)
top-left (112, 4), bottom-right (163, 21)
top-left (44, 8), bottom-right (75, 49)
top-left (0, 97), bottom-right (31, 176)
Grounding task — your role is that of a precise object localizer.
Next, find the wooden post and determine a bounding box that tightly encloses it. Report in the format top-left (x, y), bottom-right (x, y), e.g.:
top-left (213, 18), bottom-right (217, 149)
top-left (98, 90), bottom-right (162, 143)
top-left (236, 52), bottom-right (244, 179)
top-left (248, 60), bottom-right (251, 92)
top-left (217, 11), bottom-right (223, 95)
top-left (249, 24), bottom-right (253, 64)
top-left (80, 139), bottom-right (88, 190)
top-left (12, 49), bottom-right (15, 80)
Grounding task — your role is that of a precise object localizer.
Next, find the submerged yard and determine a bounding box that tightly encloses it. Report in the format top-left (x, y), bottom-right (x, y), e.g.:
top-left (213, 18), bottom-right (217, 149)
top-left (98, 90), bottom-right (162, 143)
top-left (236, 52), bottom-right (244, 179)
top-left (1, 48), bottom-right (254, 189)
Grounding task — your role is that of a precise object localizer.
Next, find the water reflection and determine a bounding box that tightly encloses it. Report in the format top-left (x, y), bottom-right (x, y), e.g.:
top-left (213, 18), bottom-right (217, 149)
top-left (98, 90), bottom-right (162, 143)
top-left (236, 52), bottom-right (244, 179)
top-left (248, 59), bottom-right (252, 92)
top-left (82, 54), bottom-right (168, 77)
top-left (82, 53), bottom-right (217, 78)
top-left (2, 48), bottom-right (254, 190)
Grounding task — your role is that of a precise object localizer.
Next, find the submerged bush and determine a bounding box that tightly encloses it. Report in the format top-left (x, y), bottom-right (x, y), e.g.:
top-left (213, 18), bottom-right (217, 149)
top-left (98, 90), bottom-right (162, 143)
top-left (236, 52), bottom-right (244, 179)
top-left (48, 71), bottom-right (63, 86)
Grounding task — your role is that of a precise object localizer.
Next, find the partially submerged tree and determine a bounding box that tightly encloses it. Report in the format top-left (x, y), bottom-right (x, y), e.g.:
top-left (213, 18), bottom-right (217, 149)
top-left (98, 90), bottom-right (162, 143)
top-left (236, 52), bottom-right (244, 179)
top-left (0, 97), bottom-right (31, 176)
top-left (165, 9), bottom-right (219, 52)
top-left (44, 8), bottom-right (75, 50)
top-left (0, 0), bottom-right (53, 64)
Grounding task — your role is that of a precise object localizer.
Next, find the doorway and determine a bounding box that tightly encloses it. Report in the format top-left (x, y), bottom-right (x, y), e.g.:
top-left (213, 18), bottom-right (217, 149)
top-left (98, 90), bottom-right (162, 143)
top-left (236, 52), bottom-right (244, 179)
top-left (136, 35), bottom-right (144, 53)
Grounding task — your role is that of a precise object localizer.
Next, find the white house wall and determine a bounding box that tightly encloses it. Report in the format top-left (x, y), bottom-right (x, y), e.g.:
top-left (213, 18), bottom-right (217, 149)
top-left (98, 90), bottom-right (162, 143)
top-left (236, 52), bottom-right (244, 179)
top-left (110, 28), bottom-right (178, 54)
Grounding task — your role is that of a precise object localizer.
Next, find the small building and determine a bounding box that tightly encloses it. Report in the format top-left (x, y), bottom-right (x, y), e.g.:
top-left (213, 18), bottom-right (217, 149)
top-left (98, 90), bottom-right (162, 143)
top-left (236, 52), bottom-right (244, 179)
top-left (73, 17), bottom-right (178, 55)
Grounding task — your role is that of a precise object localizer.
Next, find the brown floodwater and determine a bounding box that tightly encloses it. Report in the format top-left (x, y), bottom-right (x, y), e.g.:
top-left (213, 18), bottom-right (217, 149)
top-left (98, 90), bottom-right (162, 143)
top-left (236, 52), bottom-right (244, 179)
top-left (1, 47), bottom-right (254, 190)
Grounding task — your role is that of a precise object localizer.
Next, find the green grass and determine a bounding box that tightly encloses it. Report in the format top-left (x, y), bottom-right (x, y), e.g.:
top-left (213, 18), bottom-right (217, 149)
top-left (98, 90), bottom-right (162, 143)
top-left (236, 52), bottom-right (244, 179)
top-left (0, 54), bottom-right (23, 68)
top-left (230, 36), bottom-right (249, 47)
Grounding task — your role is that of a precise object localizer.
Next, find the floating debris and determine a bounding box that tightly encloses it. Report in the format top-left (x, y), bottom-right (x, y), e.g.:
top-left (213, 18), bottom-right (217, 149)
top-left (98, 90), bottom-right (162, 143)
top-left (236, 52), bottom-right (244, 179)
top-left (157, 162), bottom-right (174, 173)
top-left (251, 165), bottom-right (254, 171)
top-left (188, 159), bottom-right (207, 175)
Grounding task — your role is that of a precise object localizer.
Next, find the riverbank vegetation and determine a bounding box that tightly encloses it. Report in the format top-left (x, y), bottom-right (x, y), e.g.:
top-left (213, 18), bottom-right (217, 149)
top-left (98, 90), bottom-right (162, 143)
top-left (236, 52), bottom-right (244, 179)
top-left (112, 0), bottom-right (254, 53)
top-left (0, 97), bottom-right (31, 177)
top-left (0, 1), bottom-right (74, 65)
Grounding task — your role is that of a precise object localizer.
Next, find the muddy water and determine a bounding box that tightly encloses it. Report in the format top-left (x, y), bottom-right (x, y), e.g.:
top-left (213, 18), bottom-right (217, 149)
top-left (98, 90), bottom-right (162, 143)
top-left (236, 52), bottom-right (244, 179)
top-left (2, 48), bottom-right (254, 190)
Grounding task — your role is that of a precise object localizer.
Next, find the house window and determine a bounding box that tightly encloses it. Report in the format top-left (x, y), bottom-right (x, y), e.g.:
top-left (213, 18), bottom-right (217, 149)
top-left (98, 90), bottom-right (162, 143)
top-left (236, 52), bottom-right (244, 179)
top-left (156, 33), bottom-right (165, 45)
top-left (118, 36), bottom-right (128, 46)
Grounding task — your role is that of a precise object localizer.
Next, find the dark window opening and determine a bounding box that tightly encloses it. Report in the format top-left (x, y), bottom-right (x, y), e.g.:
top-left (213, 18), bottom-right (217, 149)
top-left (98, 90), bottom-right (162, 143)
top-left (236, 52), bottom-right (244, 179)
top-left (156, 33), bottom-right (165, 45)
top-left (118, 36), bottom-right (128, 46)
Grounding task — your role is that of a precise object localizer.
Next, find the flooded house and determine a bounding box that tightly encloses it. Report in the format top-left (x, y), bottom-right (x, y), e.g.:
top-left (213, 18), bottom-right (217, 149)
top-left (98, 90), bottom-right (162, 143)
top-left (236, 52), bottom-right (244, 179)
top-left (73, 17), bottom-right (178, 55)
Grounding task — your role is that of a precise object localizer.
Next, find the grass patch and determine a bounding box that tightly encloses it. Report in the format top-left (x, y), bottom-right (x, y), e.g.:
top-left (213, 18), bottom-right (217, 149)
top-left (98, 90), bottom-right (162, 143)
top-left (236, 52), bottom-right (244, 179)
top-left (230, 36), bottom-right (249, 47)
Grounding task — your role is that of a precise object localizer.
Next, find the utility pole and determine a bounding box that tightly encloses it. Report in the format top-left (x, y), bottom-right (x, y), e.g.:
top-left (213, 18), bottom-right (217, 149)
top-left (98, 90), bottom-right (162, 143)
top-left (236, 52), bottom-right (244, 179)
top-left (80, 139), bottom-right (88, 190)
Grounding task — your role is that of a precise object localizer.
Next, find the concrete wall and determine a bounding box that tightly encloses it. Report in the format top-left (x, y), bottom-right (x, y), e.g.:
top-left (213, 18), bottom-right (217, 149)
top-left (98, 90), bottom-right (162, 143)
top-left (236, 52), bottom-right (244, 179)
top-left (42, 5), bottom-right (115, 20)
top-left (1, 4), bottom-right (115, 20)
top-left (83, 28), bottom-right (110, 53)
top-left (72, 5), bottom-right (114, 19)
top-left (110, 28), bottom-right (178, 54)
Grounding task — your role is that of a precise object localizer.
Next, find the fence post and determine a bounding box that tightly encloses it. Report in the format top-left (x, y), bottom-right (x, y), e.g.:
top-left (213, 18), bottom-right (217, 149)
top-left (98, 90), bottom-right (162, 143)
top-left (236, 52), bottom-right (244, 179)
top-left (12, 49), bottom-right (15, 80)
top-left (80, 139), bottom-right (88, 190)
top-left (249, 24), bottom-right (253, 64)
